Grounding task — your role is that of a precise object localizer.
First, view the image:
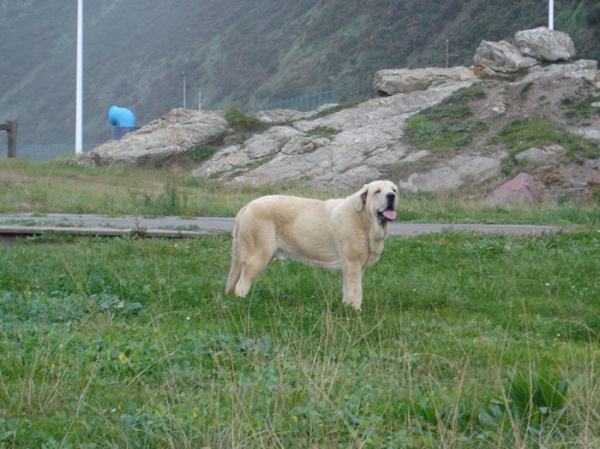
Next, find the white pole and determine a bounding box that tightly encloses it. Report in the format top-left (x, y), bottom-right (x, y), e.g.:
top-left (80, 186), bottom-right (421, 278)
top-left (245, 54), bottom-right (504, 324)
top-left (75, 0), bottom-right (83, 154)
top-left (549, 0), bottom-right (554, 30)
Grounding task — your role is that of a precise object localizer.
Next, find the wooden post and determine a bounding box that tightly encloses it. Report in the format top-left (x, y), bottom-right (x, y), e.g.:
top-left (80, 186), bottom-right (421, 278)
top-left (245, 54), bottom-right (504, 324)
top-left (0, 120), bottom-right (17, 158)
top-left (7, 120), bottom-right (17, 158)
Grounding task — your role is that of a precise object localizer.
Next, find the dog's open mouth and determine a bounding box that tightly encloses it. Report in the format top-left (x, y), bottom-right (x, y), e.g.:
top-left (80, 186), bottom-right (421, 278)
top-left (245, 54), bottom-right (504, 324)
top-left (378, 205), bottom-right (397, 223)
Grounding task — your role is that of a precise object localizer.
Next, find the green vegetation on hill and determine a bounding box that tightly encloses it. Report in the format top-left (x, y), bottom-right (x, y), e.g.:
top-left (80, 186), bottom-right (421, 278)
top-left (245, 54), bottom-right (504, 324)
top-left (0, 0), bottom-right (598, 145)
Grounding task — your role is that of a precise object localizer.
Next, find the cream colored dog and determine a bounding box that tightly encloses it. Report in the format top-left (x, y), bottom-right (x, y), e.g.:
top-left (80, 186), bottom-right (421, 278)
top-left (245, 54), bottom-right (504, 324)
top-left (225, 180), bottom-right (399, 310)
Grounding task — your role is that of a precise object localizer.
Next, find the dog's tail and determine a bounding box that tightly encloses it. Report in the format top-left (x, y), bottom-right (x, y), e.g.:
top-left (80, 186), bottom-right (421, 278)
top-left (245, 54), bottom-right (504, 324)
top-left (225, 217), bottom-right (242, 296)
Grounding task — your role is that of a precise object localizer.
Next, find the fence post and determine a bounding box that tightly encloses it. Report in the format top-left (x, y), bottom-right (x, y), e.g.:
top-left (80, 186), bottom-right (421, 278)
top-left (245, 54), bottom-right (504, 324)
top-left (0, 120), bottom-right (18, 158)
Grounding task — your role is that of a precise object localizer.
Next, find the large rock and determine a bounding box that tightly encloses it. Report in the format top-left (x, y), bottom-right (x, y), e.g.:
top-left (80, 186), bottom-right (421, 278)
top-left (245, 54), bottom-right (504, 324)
top-left (192, 126), bottom-right (301, 178)
top-left (515, 145), bottom-right (567, 167)
top-left (521, 59), bottom-right (599, 83)
top-left (373, 67), bottom-right (476, 96)
top-left (473, 40), bottom-right (539, 75)
top-left (400, 155), bottom-right (503, 192)
top-left (514, 27), bottom-right (576, 62)
top-left (80, 109), bottom-right (227, 167)
top-left (533, 159), bottom-right (600, 201)
top-left (486, 173), bottom-right (544, 205)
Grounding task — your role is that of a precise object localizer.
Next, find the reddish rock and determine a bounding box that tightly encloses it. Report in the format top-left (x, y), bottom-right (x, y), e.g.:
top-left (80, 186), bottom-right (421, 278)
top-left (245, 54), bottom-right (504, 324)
top-left (486, 173), bottom-right (544, 205)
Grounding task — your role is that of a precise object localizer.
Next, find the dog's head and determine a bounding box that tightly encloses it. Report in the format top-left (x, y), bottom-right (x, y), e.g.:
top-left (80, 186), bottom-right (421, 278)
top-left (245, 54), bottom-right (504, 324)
top-left (356, 180), bottom-right (399, 224)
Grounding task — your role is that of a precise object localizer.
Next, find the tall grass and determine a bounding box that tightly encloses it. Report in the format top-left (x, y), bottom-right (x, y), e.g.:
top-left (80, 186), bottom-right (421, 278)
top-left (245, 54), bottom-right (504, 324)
top-left (1, 159), bottom-right (599, 227)
top-left (0, 230), bottom-right (598, 447)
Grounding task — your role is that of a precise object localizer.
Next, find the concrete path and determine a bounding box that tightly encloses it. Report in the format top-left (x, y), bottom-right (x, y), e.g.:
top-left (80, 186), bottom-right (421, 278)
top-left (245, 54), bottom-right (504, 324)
top-left (0, 213), bottom-right (562, 239)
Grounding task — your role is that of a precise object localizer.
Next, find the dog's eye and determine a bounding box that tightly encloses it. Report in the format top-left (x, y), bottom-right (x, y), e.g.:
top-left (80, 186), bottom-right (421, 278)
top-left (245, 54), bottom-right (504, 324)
top-left (374, 189), bottom-right (381, 194)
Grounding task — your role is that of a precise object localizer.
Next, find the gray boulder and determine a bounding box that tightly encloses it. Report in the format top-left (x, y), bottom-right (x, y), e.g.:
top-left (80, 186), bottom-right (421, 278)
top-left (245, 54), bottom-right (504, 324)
top-left (80, 109), bottom-right (227, 167)
top-left (373, 67), bottom-right (476, 96)
top-left (515, 145), bottom-right (567, 167)
top-left (521, 59), bottom-right (599, 83)
top-left (400, 155), bottom-right (503, 192)
top-left (514, 27), bottom-right (576, 61)
top-left (473, 40), bottom-right (539, 75)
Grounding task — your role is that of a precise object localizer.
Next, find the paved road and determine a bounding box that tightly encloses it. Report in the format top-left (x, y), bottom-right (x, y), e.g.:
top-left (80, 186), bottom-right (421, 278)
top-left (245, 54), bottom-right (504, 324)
top-left (0, 213), bottom-right (562, 238)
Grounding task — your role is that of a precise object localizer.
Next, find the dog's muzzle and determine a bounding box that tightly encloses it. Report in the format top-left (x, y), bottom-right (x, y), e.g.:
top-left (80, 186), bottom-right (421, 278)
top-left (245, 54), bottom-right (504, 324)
top-left (378, 193), bottom-right (397, 223)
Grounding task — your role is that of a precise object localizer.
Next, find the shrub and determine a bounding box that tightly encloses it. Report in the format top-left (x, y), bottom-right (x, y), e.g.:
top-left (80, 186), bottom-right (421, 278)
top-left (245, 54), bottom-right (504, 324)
top-left (225, 106), bottom-right (267, 132)
top-left (190, 142), bottom-right (217, 161)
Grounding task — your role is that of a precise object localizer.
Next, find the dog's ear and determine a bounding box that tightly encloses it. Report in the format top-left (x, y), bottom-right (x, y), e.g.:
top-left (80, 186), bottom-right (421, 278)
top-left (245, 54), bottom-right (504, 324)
top-left (355, 184), bottom-right (369, 211)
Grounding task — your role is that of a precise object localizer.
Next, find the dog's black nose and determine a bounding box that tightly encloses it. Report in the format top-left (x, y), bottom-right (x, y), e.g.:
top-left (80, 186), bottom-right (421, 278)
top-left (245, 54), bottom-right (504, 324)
top-left (386, 192), bottom-right (395, 203)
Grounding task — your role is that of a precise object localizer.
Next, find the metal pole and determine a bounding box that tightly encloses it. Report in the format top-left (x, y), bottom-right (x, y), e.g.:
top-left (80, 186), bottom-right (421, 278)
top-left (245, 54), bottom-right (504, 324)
top-left (446, 40), bottom-right (449, 68)
top-left (75, 0), bottom-right (83, 154)
top-left (180, 71), bottom-right (187, 109)
top-left (549, 0), bottom-right (554, 30)
top-left (199, 91), bottom-right (202, 111)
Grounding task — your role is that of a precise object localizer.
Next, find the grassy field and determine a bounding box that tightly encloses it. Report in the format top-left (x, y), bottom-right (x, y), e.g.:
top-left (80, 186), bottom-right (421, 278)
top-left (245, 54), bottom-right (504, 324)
top-left (0, 159), bottom-right (599, 448)
top-left (0, 231), bottom-right (599, 448)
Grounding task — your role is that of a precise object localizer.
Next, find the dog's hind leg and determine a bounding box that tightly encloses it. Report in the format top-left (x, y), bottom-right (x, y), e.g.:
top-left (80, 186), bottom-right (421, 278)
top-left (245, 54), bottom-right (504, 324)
top-left (235, 248), bottom-right (274, 297)
top-left (225, 221), bottom-right (242, 296)
top-left (225, 251), bottom-right (242, 296)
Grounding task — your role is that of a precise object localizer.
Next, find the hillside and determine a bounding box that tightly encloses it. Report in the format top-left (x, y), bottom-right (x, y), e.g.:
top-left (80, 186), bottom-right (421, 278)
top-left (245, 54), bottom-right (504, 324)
top-left (0, 0), bottom-right (599, 145)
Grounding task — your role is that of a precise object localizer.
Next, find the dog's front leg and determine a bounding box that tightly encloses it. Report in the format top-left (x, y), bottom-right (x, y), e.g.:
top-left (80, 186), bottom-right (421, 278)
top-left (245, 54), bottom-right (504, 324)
top-left (342, 261), bottom-right (364, 310)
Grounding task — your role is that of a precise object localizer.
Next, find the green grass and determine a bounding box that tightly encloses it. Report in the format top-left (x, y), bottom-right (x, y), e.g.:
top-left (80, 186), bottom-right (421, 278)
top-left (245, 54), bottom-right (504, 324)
top-left (404, 105), bottom-right (489, 150)
top-left (489, 116), bottom-right (600, 159)
top-left (0, 230), bottom-right (599, 447)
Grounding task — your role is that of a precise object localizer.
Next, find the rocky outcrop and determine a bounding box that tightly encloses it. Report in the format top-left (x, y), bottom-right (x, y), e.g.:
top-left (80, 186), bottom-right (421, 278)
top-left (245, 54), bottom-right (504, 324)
top-left (79, 109), bottom-right (227, 167)
top-left (193, 126), bottom-right (301, 178)
top-left (521, 59), bottom-right (598, 83)
top-left (473, 41), bottom-right (539, 75)
top-left (485, 146), bottom-right (600, 204)
top-left (474, 27), bottom-right (576, 76)
top-left (514, 27), bottom-right (576, 62)
top-left (196, 79), bottom-right (476, 191)
top-left (373, 67), bottom-right (476, 96)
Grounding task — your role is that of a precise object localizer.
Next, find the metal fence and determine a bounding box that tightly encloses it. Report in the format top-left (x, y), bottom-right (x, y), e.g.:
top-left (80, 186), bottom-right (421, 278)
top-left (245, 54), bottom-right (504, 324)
top-left (0, 144), bottom-right (100, 162)
top-left (254, 89), bottom-right (337, 113)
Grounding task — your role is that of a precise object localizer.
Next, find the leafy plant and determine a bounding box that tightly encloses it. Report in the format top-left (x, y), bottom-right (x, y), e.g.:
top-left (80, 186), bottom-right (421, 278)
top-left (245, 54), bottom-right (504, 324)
top-left (480, 360), bottom-right (568, 431)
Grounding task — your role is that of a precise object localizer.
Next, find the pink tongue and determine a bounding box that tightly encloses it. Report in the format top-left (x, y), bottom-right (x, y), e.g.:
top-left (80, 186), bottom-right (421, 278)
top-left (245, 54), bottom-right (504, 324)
top-left (382, 210), bottom-right (397, 220)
